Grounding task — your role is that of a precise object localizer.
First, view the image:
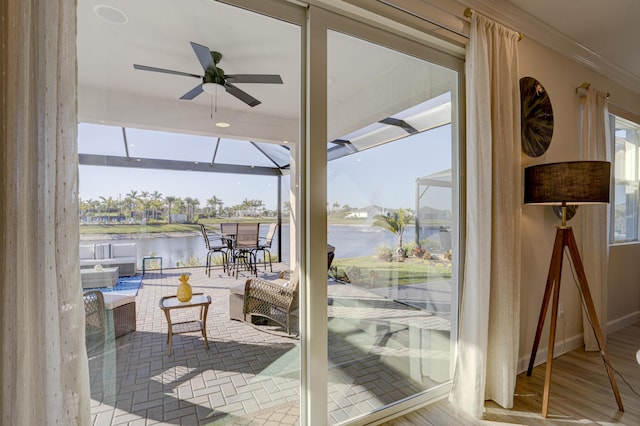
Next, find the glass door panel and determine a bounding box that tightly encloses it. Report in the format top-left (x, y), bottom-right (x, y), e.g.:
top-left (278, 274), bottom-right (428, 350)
top-left (326, 29), bottom-right (459, 423)
top-left (77, 0), bottom-right (303, 424)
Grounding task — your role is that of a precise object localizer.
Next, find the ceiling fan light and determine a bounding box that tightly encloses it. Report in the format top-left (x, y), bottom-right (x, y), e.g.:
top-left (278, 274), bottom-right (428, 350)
top-left (202, 82), bottom-right (218, 94)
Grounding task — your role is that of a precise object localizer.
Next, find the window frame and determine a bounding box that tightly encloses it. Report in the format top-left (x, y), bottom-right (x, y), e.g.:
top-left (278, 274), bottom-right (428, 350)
top-left (610, 110), bottom-right (640, 244)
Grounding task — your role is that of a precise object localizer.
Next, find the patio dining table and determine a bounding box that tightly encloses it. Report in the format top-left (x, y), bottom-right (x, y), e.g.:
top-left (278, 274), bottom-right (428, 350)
top-left (219, 222), bottom-right (261, 277)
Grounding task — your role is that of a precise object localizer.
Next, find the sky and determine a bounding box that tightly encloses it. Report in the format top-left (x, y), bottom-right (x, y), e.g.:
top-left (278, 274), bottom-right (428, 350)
top-left (79, 124), bottom-right (452, 211)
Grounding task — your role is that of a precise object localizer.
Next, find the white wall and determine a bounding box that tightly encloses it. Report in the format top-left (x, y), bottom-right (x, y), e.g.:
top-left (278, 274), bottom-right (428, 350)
top-left (518, 36), bottom-right (640, 369)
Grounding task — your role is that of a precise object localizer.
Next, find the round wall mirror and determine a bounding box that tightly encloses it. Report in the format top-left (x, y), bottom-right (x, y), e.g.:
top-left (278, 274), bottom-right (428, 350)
top-left (520, 76), bottom-right (554, 157)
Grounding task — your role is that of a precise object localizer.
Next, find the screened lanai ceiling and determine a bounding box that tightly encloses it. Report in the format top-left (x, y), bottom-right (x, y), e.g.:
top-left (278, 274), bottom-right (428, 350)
top-left (77, 0), bottom-right (454, 175)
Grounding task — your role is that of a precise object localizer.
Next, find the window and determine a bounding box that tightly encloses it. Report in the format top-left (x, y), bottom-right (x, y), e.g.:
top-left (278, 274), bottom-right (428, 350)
top-left (611, 114), bottom-right (640, 242)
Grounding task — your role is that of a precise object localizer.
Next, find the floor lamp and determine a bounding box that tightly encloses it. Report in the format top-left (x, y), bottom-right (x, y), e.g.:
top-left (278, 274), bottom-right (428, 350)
top-left (524, 160), bottom-right (624, 417)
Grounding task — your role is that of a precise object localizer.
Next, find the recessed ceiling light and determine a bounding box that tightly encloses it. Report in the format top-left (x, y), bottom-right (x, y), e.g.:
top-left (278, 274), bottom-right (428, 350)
top-left (93, 5), bottom-right (128, 25)
top-left (216, 122), bottom-right (230, 128)
top-left (283, 140), bottom-right (289, 144)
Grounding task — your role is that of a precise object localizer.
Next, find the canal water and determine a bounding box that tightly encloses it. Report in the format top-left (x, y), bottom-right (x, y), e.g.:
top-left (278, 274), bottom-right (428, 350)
top-left (81, 224), bottom-right (433, 269)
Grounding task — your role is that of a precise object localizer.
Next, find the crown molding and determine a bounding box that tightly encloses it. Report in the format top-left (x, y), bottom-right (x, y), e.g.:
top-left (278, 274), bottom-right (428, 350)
top-left (457, 0), bottom-right (640, 95)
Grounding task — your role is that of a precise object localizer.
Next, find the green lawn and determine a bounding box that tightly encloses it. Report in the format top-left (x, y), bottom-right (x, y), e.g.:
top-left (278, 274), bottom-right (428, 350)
top-left (80, 223), bottom-right (201, 234)
top-left (332, 255), bottom-right (451, 287)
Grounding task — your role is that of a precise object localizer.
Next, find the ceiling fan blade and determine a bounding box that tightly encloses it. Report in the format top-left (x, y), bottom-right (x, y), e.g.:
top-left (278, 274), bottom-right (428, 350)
top-left (133, 64), bottom-right (201, 79)
top-left (224, 82), bottom-right (261, 107)
top-left (225, 74), bottom-right (283, 84)
top-left (180, 84), bottom-right (204, 100)
top-left (190, 42), bottom-right (215, 71)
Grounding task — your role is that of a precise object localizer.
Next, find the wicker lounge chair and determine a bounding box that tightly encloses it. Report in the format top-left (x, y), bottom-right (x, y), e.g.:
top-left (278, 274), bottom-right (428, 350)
top-left (83, 290), bottom-right (106, 356)
top-left (243, 269), bottom-right (298, 335)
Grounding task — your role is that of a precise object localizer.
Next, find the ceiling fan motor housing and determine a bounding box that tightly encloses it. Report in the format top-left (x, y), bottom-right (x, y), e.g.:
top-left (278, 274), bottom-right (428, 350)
top-left (211, 51), bottom-right (223, 64)
top-left (205, 68), bottom-right (225, 85)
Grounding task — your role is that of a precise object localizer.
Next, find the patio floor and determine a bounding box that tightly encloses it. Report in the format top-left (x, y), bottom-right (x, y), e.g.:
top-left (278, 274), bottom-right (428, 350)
top-left (88, 264), bottom-right (451, 425)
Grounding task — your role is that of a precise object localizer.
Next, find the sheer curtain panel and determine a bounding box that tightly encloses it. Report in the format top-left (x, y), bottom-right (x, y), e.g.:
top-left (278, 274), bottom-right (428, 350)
top-left (450, 12), bottom-right (521, 418)
top-left (1, 0), bottom-right (90, 424)
top-left (579, 87), bottom-right (611, 351)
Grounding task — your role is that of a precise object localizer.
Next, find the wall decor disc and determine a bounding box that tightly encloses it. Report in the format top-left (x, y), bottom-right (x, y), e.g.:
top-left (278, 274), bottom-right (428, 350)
top-left (520, 76), bottom-right (554, 157)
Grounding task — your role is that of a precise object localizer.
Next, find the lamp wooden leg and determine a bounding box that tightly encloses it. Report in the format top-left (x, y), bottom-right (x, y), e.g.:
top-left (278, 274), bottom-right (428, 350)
top-left (528, 229), bottom-right (565, 376)
top-left (565, 231), bottom-right (624, 412)
top-left (529, 227), bottom-right (624, 417)
top-left (541, 262), bottom-right (562, 417)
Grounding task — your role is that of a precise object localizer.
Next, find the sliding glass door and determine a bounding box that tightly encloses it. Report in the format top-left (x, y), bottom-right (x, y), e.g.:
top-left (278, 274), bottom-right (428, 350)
top-left (318, 10), bottom-right (463, 425)
top-left (78, 0), bottom-right (462, 423)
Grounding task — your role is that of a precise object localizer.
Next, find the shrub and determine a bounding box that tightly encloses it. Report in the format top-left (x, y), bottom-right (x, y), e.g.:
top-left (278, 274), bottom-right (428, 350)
top-left (410, 244), bottom-right (425, 258)
top-left (177, 255), bottom-right (201, 268)
top-left (375, 245), bottom-right (394, 262)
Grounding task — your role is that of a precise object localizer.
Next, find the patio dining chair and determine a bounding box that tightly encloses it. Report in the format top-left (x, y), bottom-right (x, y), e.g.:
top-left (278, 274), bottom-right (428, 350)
top-left (254, 222), bottom-right (278, 272)
top-left (200, 224), bottom-right (228, 276)
top-left (230, 222), bottom-right (260, 278)
top-left (220, 222), bottom-right (238, 241)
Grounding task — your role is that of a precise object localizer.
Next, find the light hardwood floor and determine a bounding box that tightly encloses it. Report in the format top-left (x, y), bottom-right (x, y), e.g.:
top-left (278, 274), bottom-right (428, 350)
top-left (384, 322), bottom-right (640, 425)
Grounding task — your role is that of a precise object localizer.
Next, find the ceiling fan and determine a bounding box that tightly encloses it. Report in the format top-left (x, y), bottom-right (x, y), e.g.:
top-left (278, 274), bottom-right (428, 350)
top-left (133, 42), bottom-right (283, 107)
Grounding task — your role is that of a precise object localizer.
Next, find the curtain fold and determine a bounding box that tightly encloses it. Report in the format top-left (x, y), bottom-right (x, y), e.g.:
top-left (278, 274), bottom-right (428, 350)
top-left (1, 0), bottom-right (90, 424)
top-left (450, 12), bottom-right (521, 418)
top-left (579, 87), bottom-right (610, 351)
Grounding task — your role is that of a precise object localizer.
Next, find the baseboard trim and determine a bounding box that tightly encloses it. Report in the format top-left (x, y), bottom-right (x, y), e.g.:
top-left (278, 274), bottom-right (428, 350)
top-left (607, 311), bottom-right (640, 334)
top-left (518, 311), bottom-right (640, 374)
top-left (518, 332), bottom-right (584, 374)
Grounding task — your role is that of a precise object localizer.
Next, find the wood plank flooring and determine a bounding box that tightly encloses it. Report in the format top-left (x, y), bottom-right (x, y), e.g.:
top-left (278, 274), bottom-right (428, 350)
top-left (384, 322), bottom-right (640, 425)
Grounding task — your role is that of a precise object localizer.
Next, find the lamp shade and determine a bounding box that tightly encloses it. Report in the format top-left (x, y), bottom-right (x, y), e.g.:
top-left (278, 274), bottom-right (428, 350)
top-left (524, 161), bottom-right (610, 205)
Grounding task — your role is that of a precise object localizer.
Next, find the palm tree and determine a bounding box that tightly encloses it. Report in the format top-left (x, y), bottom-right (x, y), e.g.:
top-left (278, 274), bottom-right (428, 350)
top-left (79, 198), bottom-right (92, 220)
top-left (184, 197), bottom-right (194, 222)
top-left (184, 197), bottom-right (199, 222)
top-left (98, 195), bottom-right (116, 222)
top-left (140, 191), bottom-right (150, 219)
top-left (372, 208), bottom-right (413, 257)
top-left (151, 191), bottom-right (163, 219)
top-left (165, 196), bottom-right (176, 224)
top-left (124, 190), bottom-right (139, 220)
top-left (192, 198), bottom-right (200, 221)
top-left (207, 195), bottom-right (222, 217)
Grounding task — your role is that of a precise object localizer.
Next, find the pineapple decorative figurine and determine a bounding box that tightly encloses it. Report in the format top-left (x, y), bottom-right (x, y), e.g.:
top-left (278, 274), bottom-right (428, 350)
top-left (177, 273), bottom-right (193, 302)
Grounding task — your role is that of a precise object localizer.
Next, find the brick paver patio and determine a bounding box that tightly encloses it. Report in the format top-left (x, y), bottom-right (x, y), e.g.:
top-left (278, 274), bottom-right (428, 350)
top-left (88, 265), bottom-right (451, 425)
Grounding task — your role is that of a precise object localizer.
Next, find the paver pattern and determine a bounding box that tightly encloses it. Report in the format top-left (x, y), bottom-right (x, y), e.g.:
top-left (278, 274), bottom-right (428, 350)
top-left (88, 265), bottom-right (451, 425)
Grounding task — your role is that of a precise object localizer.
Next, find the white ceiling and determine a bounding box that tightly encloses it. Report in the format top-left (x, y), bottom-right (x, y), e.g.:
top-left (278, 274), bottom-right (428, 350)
top-left (78, 0), bottom-right (640, 146)
top-left (78, 0), bottom-right (456, 148)
top-left (78, 0), bottom-right (303, 144)
top-left (507, 0), bottom-right (640, 79)
top-left (464, 0), bottom-right (640, 94)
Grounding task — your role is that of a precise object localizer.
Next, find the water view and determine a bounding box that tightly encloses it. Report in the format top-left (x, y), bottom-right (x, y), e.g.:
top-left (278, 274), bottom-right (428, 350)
top-left (80, 224), bottom-right (434, 269)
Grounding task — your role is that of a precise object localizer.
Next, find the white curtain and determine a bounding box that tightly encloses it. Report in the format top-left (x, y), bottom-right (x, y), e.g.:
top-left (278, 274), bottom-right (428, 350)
top-left (1, 0), bottom-right (90, 424)
top-left (450, 12), bottom-right (521, 418)
top-left (579, 87), bottom-right (610, 351)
